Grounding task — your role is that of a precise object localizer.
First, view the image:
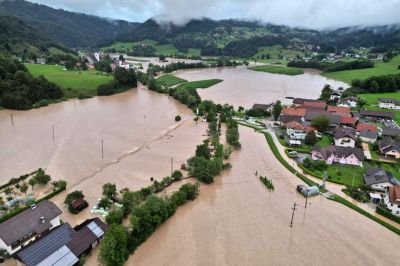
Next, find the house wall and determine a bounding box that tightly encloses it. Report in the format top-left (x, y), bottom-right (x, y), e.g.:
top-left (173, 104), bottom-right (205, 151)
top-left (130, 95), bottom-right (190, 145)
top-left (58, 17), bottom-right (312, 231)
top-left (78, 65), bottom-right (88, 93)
top-left (286, 128), bottom-right (306, 140)
top-left (384, 194), bottom-right (400, 216)
top-left (383, 150), bottom-right (400, 159)
top-left (360, 136), bottom-right (377, 144)
top-left (379, 102), bottom-right (400, 110)
top-left (371, 182), bottom-right (393, 192)
top-left (334, 137), bottom-right (355, 148)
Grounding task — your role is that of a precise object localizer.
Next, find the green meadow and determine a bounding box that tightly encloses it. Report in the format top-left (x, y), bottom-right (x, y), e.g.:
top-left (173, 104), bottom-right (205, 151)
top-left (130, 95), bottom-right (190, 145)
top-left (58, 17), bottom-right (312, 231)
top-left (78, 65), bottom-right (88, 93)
top-left (248, 65), bottom-right (304, 75)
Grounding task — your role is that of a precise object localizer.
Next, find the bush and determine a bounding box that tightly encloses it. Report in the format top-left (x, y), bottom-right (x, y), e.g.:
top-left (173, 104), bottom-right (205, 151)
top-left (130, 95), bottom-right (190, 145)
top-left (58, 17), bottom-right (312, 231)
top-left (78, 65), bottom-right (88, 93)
top-left (376, 205), bottom-right (400, 224)
top-left (106, 208), bottom-right (124, 225)
top-left (98, 197), bottom-right (112, 209)
top-left (175, 115), bottom-right (181, 122)
top-left (171, 170), bottom-right (183, 181)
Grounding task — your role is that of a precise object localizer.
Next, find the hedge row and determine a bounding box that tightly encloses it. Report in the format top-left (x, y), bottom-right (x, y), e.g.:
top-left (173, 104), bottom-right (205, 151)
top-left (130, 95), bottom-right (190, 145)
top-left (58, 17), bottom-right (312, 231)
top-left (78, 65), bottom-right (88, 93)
top-left (0, 186), bottom-right (66, 223)
top-left (376, 205), bottom-right (400, 225)
top-left (0, 170), bottom-right (38, 190)
top-left (331, 195), bottom-right (400, 236)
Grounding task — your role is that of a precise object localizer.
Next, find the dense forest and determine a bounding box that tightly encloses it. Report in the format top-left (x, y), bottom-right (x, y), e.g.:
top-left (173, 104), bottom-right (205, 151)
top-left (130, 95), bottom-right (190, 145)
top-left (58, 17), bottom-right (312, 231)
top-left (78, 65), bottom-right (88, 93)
top-left (0, 55), bottom-right (63, 109)
top-left (288, 60), bottom-right (375, 72)
top-left (351, 74), bottom-right (400, 93)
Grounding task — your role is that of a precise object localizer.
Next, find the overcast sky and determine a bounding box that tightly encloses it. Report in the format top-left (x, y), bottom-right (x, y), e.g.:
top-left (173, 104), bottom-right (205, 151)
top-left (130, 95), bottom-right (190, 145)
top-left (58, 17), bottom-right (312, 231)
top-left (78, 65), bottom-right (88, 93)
top-left (29, 0), bottom-right (400, 29)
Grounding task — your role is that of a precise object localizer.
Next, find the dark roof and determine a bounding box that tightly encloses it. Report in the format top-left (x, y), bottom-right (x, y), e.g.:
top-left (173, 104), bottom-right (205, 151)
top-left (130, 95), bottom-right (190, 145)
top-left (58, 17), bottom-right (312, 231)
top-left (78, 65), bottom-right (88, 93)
top-left (382, 127), bottom-right (400, 137)
top-left (293, 98), bottom-right (320, 105)
top-left (0, 201), bottom-right (62, 246)
top-left (378, 98), bottom-right (400, 105)
top-left (14, 224), bottom-right (75, 266)
top-left (334, 127), bottom-right (356, 140)
top-left (379, 137), bottom-right (400, 154)
top-left (252, 103), bottom-right (273, 110)
top-left (359, 129), bottom-right (378, 140)
top-left (279, 115), bottom-right (302, 124)
top-left (364, 168), bottom-right (393, 186)
top-left (313, 146), bottom-right (364, 161)
top-left (71, 198), bottom-right (86, 209)
top-left (360, 109), bottom-right (395, 120)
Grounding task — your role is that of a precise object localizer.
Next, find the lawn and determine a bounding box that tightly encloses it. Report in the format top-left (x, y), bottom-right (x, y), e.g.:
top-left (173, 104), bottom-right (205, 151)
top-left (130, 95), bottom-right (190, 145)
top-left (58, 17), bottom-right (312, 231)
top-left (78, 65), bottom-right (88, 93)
top-left (176, 79), bottom-right (223, 90)
top-left (357, 92), bottom-right (400, 124)
top-left (316, 135), bottom-right (332, 147)
top-left (154, 44), bottom-right (179, 55)
top-left (156, 74), bottom-right (187, 88)
top-left (101, 40), bottom-right (157, 52)
top-left (25, 64), bottom-right (113, 98)
top-left (322, 55), bottom-right (400, 83)
top-left (311, 164), bottom-right (365, 187)
top-left (248, 65), bottom-right (304, 75)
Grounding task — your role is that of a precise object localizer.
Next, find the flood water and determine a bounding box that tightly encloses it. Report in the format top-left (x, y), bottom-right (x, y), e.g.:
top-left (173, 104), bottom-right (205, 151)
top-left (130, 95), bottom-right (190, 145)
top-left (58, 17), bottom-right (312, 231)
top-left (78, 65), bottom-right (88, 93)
top-left (176, 67), bottom-right (349, 108)
top-left (125, 126), bottom-right (400, 266)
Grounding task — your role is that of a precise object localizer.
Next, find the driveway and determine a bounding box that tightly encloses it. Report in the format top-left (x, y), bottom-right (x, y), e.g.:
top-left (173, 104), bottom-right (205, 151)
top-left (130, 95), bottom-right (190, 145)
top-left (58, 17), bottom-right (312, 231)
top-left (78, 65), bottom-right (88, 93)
top-left (362, 143), bottom-right (372, 160)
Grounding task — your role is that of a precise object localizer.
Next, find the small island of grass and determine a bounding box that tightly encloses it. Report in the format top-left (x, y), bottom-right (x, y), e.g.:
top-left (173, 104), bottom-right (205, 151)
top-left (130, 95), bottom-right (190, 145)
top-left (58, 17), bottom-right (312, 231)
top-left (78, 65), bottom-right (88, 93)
top-left (248, 65), bottom-right (304, 76)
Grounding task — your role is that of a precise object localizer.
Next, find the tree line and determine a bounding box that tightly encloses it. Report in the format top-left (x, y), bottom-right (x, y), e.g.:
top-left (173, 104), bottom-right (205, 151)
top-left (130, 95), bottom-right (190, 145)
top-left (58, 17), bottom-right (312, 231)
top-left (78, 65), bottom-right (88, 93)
top-left (97, 67), bottom-right (137, 96)
top-left (287, 59), bottom-right (374, 72)
top-left (351, 74), bottom-right (400, 93)
top-left (0, 54), bottom-right (63, 110)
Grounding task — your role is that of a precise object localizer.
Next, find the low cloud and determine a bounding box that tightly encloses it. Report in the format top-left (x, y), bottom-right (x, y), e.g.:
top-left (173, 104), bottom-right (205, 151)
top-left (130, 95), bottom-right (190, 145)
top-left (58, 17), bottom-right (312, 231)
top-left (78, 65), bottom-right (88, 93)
top-left (29, 0), bottom-right (400, 29)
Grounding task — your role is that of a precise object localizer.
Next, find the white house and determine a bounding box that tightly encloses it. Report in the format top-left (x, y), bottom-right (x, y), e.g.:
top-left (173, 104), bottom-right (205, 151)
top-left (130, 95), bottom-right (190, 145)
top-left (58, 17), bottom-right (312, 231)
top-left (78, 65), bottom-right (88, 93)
top-left (378, 98), bottom-right (400, 110)
top-left (334, 128), bottom-right (356, 148)
top-left (339, 96), bottom-right (358, 108)
top-left (286, 121), bottom-right (316, 140)
top-left (94, 52), bottom-right (101, 62)
top-left (330, 90), bottom-right (342, 101)
top-left (384, 186), bottom-right (400, 216)
top-left (118, 60), bottom-right (132, 69)
top-left (364, 168), bottom-right (399, 192)
top-left (312, 146), bottom-right (364, 167)
top-left (0, 201), bottom-right (61, 254)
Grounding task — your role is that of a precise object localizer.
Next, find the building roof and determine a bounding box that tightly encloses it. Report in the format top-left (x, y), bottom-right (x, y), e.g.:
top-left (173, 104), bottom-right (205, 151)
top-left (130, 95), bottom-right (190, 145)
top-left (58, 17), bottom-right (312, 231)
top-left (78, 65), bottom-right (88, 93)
top-left (292, 98), bottom-right (320, 105)
top-left (303, 101), bottom-right (327, 109)
top-left (364, 168), bottom-right (394, 186)
top-left (71, 198), bottom-right (86, 209)
top-left (343, 96), bottom-right (358, 102)
top-left (360, 109), bottom-right (395, 120)
top-left (313, 145), bottom-right (364, 161)
top-left (379, 137), bottom-right (400, 154)
top-left (252, 103), bottom-right (273, 110)
top-left (327, 105), bottom-right (351, 114)
top-left (15, 218), bottom-right (108, 266)
top-left (359, 129), bottom-right (378, 140)
top-left (281, 107), bottom-right (306, 117)
top-left (357, 123), bottom-right (377, 133)
top-left (340, 116), bottom-right (357, 126)
top-left (382, 127), bottom-right (400, 137)
top-left (387, 186), bottom-right (400, 204)
top-left (334, 127), bottom-right (356, 140)
top-left (279, 115), bottom-right (303, 124)
top-left (378, 98), bottom-right (400, 105)
top-left (0, 201), bottom-right (62, 246)
top-left (14, 224), bottom-right (77, 266)
top-left (286, 121), bottom-right (304, 131)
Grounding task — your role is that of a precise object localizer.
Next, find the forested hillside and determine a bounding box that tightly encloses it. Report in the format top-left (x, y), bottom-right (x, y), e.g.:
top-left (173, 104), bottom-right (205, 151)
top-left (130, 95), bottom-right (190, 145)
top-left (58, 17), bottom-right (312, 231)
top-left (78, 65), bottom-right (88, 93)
top-left (0, 0), bottom-right (137, 47)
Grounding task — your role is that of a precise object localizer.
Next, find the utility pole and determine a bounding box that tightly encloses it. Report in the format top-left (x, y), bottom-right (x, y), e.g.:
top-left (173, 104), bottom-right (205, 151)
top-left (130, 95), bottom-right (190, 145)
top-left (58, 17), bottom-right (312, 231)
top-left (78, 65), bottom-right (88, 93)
top-left (10, 114), bottom-right (14, 126)
top-left (170, 157), bottom-right (173, 176)
top-left (290, 202), bottom-right (297, 227)
top-left (101, 139), bottom-right (104, 158)
top-left (52, 124), bottom-right (55, 141)
top-left (305, 190), bottom-right (309, 209)
top-left (351, 173), bottom-right (355, 192)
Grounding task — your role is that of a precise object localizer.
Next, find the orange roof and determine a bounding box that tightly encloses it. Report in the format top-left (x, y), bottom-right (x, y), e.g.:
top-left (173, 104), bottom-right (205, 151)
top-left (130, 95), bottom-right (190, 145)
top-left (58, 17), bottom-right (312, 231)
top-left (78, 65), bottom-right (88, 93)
top-left (303, 101), bottom-right (326, 109)
top-left (286, 121), bottom-right (304, 130)
top-left (304, 125), bottom-right (317, 133)
top-left (340, 117), bottom-right (357, 125)
top-left (282, 108), bottom-right (306, 117)
top-left (327, 105), bottom-right (351, 114)
top-left (357, 123), bottom-right (377, 133)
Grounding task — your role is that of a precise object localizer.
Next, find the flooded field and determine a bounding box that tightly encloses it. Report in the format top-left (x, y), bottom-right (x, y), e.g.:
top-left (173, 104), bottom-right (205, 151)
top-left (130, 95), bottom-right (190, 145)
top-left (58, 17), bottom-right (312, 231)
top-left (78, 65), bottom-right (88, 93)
top-left (125, 126), bottom-right (400, 266)
top-left (176, 67), bottom-right (349, 108)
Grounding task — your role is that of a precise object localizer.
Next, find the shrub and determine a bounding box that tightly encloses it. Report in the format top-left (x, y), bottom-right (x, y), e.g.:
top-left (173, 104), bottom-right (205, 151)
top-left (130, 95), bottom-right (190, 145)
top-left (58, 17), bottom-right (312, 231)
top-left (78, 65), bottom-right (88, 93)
top-left (106, 208), bottom-right (124, 225)
top-left (171, 170), bottom-right (183, 181)
top-left (175, 115), bottom-right (181, 121)
top-left (98, 197), bottom-right (112, 209)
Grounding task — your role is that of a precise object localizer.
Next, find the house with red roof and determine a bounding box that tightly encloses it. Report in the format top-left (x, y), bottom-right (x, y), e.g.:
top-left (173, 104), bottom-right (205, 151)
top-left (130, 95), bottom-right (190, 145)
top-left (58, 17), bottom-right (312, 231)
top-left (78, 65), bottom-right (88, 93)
top-left (357, 123), bottom-right (378, 143)
top-left (327, 105), bottom-right (351, 114)
top-left (286, 121), bottom-right (316, 140)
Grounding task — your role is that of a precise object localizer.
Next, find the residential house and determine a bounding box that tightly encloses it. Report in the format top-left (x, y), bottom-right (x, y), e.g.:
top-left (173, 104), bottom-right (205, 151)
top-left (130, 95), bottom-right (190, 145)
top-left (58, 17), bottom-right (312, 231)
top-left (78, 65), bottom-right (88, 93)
top-left (252, 103), bottom-right (274, 113)
top-left (36, 58), bottom-right (46, 65)
top-left (292, 98), bottom-right (322, 107)
top-left (286, 121), bottom-right (316, 140)
top-left (383, 186), bottom-right (400, 216)
top-left (0, 201), bottom-right (62, 254)
top-left (303, 101), bottom-right (327, 110)
top-left (119, 60), bottom-right (132, 69)
top-left (327, 105), bottom-right (351, 116)
top-left (360, 109), bottom-right (395, 121)
top-left (378, 98), bottom-right (400, 110)
top-left (364, 168), bottom-right (399, 191)
top-left (379, 137), bottom-right (400, 159)
top-left (311, 146), bottom-right (364, 166)
top-left (339, 116), bottom-right (357, 127)
top-left (382, 127), bottom-right (400, 138)
top-left (339, 96), bottom-right (358, 108)
top-left (279, 107), bottom-right (306, 124)
top-left (14, 218), bottom-right (108, 266)
top-left (330, 90), bottom-right (342, 101)
top-left (357, 123), bottom-right (378, 143)
top-left (334, 128), bottom-right (356, 148)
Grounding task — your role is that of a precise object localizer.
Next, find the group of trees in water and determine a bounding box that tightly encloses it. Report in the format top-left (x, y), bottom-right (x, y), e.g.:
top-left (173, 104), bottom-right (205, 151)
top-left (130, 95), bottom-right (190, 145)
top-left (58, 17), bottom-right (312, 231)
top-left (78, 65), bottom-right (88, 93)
top-left (97, 67), bottom-right (137, 96)
top-left (288, 59), bottom-right (374, 73)
top-left (0, 55), bottom-right (63, 110)
top-left (351, 74), bottom-right (400, 93)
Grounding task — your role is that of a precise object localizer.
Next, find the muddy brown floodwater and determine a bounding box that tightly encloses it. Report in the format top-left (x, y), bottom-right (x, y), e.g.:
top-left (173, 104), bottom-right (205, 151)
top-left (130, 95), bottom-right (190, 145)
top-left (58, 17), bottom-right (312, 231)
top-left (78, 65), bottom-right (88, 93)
top-left (125, 126), bottom-right (400, 266)
top-left (176, 67), bottom-right (348, 108)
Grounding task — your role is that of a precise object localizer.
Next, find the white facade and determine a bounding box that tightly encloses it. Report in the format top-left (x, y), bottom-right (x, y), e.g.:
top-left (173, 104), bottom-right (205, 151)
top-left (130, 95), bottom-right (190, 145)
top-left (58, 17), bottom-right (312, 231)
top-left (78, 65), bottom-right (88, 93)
top-left (371, 182), bottom-right (393, 192)
top-left (0, 216), bottom-right (60, 254)
top-left (94, 52), bottom-right (101, 62)
top-left (379, 101), bottom-right (400, 110)
top-left (384, 193), bottom-right (400, 216)
top-left (334, 137), bottom-right (355, 148)
top-left (286, 128), bottom-right (306, 140)
top-left (118, 60), bottom-right (132, 69)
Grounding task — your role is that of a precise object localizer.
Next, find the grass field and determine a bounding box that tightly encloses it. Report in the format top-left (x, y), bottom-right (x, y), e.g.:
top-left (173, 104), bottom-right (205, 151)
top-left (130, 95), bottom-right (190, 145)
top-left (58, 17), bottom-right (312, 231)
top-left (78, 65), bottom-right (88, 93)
top-left (358, 92), bottom-right (400, 124)
top-left (176, 79), bottom-right (223, 90)
top-left (26, 64), bottom-right (113, 98)
top-left (156, 74), bottom-right (187, 87)
top-left (322, 56), bottom-right (400, 83)
top-left (248, 65), bottom-right (304, 75)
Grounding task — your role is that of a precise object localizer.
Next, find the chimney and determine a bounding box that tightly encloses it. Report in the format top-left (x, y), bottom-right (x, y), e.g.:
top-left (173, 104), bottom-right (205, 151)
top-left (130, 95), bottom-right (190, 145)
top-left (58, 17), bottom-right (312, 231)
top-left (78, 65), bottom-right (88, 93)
top-left (40, 217), bottom-right (45, 224)
top-left (31, 204), bottom-right (37, 210)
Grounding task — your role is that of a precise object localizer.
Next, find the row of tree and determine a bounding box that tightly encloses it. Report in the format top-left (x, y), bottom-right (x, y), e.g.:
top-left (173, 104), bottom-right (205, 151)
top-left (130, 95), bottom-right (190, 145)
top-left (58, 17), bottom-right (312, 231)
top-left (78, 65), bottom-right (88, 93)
top-left (97, 67), bottom-right (137, 96)
top-left (287, 59), bottom-right (374, 73)
top-left (351, 74), bottom-right (400, 93)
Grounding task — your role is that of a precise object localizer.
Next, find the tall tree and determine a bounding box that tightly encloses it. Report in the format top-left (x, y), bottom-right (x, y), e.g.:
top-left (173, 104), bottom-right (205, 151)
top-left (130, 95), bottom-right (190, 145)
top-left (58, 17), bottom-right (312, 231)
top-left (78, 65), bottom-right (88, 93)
top-left (272, 101), bottom-right (282, 121)
top-left (99, 224), bottom-right (129, 266)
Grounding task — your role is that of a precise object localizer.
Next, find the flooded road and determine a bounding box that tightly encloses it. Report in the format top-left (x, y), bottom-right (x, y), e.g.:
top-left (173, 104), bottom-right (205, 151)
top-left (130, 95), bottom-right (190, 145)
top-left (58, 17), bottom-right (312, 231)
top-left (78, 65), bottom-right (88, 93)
top-left (176, 67), bottom-right (348, 108)
top-left (126, 126), bottom-right (400, 266)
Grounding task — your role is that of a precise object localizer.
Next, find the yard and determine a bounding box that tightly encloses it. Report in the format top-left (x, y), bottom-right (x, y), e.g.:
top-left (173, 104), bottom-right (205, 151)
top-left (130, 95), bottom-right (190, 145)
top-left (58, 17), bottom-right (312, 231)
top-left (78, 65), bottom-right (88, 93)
top-left (322, 55), bottom-right (400, 84)
top-left (26, 64), bottom-right (113, 98)
top-left (248, 65), bottom-right (304, 75)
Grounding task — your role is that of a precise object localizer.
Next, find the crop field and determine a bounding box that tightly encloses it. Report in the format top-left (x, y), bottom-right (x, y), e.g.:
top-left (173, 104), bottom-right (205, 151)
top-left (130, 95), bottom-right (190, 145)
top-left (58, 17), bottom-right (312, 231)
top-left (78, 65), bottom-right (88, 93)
top-left (26, 64), bottom-right (113, 98)
top-left (248, 65), bottom-right (304, 75)
top-left (322, 56), bottom-right (400, 83)
top-left (156, 74), bottom-right (187, 87)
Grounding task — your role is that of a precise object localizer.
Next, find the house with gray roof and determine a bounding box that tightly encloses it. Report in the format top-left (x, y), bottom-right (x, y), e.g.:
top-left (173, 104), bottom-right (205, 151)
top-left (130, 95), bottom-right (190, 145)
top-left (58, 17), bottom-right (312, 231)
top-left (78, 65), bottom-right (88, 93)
top-left (359, 129), bottom-right (378, 143)
top-left (0, 201), bottom-right (61, 255)
top-left (378, 98), bottom-right (400, 110)
top-left (311, 145), bottom-right (364, 166)
top-left (364, 168), bottom-right (400, 191)
top-left (379, 137), bottom-right (400, 159)
top-left (14, 218), bottom-right (108, 266)
top-left (382, 127), bottom-right (400, 138)
top-left (360, 109), bottom-right (395, 121)
top-left (334, 127), bottom-right (356, 148)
